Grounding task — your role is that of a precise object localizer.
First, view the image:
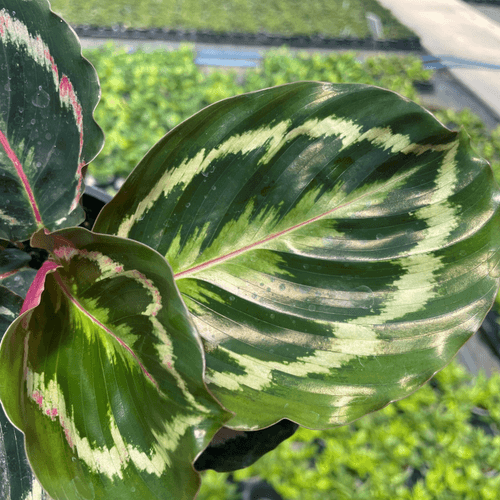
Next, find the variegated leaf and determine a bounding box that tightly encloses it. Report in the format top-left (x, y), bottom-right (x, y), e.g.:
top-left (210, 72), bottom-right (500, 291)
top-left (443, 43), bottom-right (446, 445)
top-left (0, 244), bottom-right (51, 500)
top-left (0, 286), bottom-right (22, 341)
top-left (0, 246), bottom-right (37, 336)
top-left (0, 0), bottom-right (104, 242)
top-left (0, 405), bottom-right (50, 500)
top-left (0, 247), bottom-right (30, 274)
top-left (0, 227), bottom-right (231, 500)
top-left (93, 82), bottom-right (500, 430)
top-left (0, 267), bottom-right (37, 301)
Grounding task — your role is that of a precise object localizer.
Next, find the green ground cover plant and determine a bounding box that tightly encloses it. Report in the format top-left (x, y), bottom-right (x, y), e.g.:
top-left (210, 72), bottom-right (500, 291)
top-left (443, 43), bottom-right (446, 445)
top-left (50, 0), bottom-right (415, 39)
top-left (199, 360), bottom-right (500, 500)
top-left (83, 44), bottom-right (436, 185)
top-left (83, 44), bottom-right (500, 191)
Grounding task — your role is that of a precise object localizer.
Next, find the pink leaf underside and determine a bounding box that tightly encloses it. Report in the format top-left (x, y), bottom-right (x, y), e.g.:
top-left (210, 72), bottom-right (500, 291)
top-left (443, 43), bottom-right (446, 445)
top-left (20, 260), bottom-right (60, 314)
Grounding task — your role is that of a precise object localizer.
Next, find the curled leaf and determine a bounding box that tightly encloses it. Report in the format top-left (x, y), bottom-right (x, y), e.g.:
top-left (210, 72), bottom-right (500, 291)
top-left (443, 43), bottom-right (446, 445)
top-left (0, 228), bottom-right (230, 500)
top-left (0, 0), bottom-right (104, 241)
top-left (94, 82), bottom-right (500, 430)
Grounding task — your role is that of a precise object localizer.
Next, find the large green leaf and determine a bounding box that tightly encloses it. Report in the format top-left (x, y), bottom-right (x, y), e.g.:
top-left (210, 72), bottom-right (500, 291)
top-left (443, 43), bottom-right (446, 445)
top-left (0, 0), bottom-right (104, 242)
top-left (93, 82), bottom-right (500, 430)
top-left (0, 227), bottom-right (231, 500)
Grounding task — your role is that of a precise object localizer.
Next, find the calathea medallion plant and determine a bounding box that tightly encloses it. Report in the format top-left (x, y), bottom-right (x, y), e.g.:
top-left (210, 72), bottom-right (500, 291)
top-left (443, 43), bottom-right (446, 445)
top-left (2, 0), bottom-right (500, 499)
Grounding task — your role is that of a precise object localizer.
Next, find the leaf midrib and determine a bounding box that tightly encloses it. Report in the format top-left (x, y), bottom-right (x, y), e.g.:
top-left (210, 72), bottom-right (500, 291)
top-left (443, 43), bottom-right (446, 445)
top-left (52, 270), bottom-right (160, 391)
top-left (174, 170), bottom-right (412, 279)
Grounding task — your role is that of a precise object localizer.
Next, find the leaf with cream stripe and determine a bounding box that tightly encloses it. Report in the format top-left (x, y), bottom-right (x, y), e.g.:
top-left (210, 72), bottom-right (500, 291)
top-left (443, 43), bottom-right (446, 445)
top-left (94, 82), bottom-right (500, 430)
top-left (0, 227), bottom-right (231, 500)
top-left (0, 0), bottom-right (103, 242)
top-left (0, 243), bottom-right (47, 500)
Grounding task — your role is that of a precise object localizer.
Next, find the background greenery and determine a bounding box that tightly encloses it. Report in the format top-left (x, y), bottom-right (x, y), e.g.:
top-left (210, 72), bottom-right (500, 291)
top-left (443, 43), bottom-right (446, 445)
top-left (82, 44), bottom-right (500, 190)
top-left (198, 361), bottom-right (500, 500)
top-left (50, 0), bottom-right (415, 39)
top-left (82, 44), bottom-right (431, 184)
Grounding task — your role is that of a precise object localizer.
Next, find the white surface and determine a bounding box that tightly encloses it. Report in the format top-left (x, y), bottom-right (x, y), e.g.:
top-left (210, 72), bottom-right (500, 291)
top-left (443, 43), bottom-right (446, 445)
top-left (377, 0), bottom-right (500, 118)
top-left (474, 4), bottom-right (500, 25)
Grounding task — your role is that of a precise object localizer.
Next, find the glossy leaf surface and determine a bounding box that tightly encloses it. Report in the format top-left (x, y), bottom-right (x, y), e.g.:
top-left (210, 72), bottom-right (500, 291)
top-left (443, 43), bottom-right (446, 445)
top-left (0, 244), bottom-right (52, 500)
top-left (0, 0), bottom-right (104, 242)
top-left (0, 246), bottom-right (37, 336)
top-left (94, 82), bottom-right (500, 430)
top-left (0, 406), bottom-right (49, 500)
top-left (0, 228), bottom-right (230, 500)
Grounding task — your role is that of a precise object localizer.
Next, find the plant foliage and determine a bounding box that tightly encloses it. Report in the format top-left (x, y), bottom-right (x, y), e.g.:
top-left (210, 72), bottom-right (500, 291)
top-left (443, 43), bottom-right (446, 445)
top-left (1, 1), bottom-right (500, 499)
top-left (199, 361), bottom-right (500, 500)
top-left (50, 0), bottom-right (415, 39)
top-left (83, 44), bottom-right (434, 184)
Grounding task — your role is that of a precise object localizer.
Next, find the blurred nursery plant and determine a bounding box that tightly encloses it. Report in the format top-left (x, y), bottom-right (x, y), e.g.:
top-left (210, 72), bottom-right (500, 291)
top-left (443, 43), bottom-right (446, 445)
top-left (82, 45), bottom-right (434, 185)
top-left (1, 1), bottom-right (500, 499)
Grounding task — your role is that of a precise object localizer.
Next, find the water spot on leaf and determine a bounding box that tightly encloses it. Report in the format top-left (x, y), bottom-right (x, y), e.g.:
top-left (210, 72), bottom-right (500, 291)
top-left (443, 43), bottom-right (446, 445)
top-left (355, 285), bottom-right (374, 309)
top-left (70, 476), bottom-right (95, 500)
top-left (32, 87), bottom-right (50, 108)
top-left (488, 249), bottom-right (500, 278)
top-left (310, 411), bottom-right (320, 423)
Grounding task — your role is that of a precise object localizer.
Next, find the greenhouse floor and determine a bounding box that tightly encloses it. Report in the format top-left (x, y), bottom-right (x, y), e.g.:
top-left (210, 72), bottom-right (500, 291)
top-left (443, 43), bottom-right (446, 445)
top-left (377, 0), bottom-right (500, 129)
top-left (457, 333), bottom-right (500, 378)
